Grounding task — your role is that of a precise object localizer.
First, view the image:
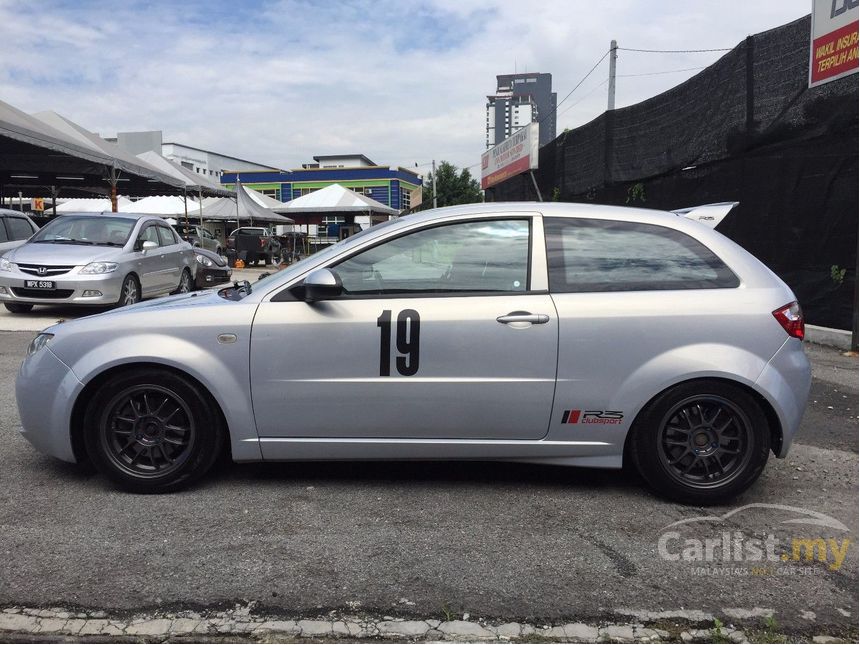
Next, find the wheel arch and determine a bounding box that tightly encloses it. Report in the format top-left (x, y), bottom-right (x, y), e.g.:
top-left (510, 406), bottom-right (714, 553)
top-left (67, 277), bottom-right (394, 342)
top-left (622, 376), bottom-right (783, 467)
top-left (70, 362), bottom-right (231, 465)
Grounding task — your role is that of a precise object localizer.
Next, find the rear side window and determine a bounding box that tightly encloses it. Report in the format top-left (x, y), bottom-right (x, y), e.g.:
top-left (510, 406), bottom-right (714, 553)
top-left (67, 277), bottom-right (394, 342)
top-left (545, 217), bottom-right (738, 292)
top-left (6, 217), bottom-right (35, 241)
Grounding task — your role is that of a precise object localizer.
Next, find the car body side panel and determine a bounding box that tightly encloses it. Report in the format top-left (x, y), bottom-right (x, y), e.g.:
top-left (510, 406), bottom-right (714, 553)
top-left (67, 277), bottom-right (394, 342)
top-left (547, 287), bottom-right (795, 453)
top-left (40, 295), bottom-right (262, 462)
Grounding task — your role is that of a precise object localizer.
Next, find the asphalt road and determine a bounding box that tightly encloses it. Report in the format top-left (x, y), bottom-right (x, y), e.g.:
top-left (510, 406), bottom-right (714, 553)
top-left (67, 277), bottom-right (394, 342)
top-left (0, 332), bottom-right (856, 636)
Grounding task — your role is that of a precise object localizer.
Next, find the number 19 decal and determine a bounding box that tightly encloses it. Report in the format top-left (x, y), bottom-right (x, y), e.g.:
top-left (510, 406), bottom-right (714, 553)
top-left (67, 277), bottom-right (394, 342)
top-left (377, 309), bottom-right (420, 376)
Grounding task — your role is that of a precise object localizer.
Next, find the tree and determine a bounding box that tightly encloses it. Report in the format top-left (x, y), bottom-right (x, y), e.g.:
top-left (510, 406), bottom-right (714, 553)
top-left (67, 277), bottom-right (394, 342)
top-left (422, 161), bottom-right (483, 208)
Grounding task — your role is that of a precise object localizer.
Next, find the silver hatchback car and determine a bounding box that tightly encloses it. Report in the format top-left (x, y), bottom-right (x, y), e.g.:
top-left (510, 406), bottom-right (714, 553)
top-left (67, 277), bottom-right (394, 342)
top-left (0, 212), bottom-right (196, 312)
top-left (15, 203), bottom-right (811, 503)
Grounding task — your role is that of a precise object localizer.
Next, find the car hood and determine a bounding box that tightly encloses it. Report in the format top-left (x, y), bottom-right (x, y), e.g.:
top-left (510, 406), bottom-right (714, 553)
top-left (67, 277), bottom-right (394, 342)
top-left (42, 288), bottom-right (230, 336)
top-left (8, 242), bottom-right (123, 265)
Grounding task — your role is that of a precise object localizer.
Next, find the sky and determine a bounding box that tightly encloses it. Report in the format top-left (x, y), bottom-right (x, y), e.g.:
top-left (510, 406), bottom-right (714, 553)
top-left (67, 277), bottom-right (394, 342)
top-left (0, 0), bottom-right (812, 175)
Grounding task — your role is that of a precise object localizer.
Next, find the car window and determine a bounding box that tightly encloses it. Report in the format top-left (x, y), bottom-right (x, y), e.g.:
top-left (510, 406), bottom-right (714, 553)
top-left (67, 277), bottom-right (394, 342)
top-left (545, 217), bottom-right (739, 292)
top-left (6, 217), bottom-right (35, 241)
top-left (157, 225), bottom-right (178, 246)
top-left (0, 219), bottom-right (9, 243)
top-left (138, 225), bottom-right (162, 247)
top-left (333, 219), bottom-right (530, 295)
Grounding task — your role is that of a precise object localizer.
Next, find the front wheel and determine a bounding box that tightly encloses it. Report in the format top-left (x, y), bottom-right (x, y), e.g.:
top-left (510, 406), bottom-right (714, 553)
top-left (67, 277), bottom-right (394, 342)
top-left (83, 369), bottom-right (225, 493)
top-left (117, 275), bottom-right (140, 307)
top-left (630, 380), bottom-right (770, 504)
top-left (4, 303), bottom-right (34, 313)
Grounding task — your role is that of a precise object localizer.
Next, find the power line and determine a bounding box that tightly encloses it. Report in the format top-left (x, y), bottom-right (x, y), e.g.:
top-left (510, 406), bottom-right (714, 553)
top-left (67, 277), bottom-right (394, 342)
top-left (557, 79), bottom-right (609, 119)
top-left (616, 65), bottom-right (707, 78)
top-left (618, 46), bottom-right (733, 53)
top-left (539, 49), bottom-right (611, 126)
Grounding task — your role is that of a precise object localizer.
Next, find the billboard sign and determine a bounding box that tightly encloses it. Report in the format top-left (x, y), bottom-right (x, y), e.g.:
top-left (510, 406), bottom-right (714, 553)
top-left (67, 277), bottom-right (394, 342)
top-left (810, 0), bottom-right (859, 87)
top-left (481, 122), bottom-right (539, 190)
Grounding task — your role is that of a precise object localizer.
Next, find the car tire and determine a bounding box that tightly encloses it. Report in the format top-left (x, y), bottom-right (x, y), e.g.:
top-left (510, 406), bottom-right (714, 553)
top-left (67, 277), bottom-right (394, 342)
top-left (4, 303), bottom-right (34, 313)
top-left (172, 268), bottom-right (192, 295)
top-left (117, 275), bottom-right (141, 307)
top-left (630, 379), bottom-right (770, 505)
top-left (83, 368), bottom-right (225, 493)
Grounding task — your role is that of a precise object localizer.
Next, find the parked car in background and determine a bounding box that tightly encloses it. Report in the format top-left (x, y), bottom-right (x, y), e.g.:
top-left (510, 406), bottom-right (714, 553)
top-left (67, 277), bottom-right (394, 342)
top-left (15, 202), bottom-right (810, 502)
top-left (193, 247), bottom-right (232, 290)
top-left (0, 208), bottom-right (39, 255)
top-left (227, 226), bottom-right (280, 266)
top-left (0, 212), bottom-right (196, 312)
top-left (173, 224), bottom-right (222, 255)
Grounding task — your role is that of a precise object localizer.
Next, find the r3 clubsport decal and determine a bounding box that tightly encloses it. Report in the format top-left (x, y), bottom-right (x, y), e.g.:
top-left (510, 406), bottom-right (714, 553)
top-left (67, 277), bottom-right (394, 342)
top-left (561, 409), bottom-right (624, 425)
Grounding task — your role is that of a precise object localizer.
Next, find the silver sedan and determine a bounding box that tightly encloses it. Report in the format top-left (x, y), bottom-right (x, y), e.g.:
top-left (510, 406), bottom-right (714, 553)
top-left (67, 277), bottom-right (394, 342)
top-left (15, 203), bottom-right (811, 503)
top-left (0, 212), bottom-right (196, 312)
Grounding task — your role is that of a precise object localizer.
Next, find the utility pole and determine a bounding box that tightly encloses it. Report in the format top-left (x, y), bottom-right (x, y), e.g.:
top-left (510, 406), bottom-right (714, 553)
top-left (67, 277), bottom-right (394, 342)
top-left (608, 39), bottom-right (618, 111)
top-left (431, 159), bottom-right (438, 209)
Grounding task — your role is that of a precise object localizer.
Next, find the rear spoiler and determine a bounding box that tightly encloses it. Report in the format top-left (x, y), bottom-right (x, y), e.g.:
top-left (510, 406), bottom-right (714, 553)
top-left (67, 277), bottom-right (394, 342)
top-left (671, 201), bottom-right (739, 229)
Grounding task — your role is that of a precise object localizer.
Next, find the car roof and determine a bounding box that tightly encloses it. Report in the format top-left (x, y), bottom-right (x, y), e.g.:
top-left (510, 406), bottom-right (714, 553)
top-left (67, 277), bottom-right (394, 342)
top-left (0, 208), bottom-right (32, 217)
top-left (403, 201), bottom-right (682, 225)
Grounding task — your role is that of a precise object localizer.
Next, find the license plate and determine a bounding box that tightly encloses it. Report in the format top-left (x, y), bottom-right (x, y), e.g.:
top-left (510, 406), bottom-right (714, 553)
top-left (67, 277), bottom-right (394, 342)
top-left (25, 280), bottom-right (54, 289)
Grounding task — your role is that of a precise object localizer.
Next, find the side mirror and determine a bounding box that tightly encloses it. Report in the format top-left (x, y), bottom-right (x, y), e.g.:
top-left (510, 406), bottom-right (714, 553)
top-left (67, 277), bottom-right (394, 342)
top-left (303, 268), bottom-right (342, 302)
top-left (141, 240), bottom-right (158, 253)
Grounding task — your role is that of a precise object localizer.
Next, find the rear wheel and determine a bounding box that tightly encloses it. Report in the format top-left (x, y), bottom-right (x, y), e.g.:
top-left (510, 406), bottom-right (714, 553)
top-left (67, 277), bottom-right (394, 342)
top-left (4, 303), bottom-right (33, 313)
top-left (630, 380), bottom-right (770, 504)
top-left (172, 268), bottom-right (192, 294)
top-left (83, 369), bottom-right (224, 493)
top-left (117, 275), bottom-right (140, 307)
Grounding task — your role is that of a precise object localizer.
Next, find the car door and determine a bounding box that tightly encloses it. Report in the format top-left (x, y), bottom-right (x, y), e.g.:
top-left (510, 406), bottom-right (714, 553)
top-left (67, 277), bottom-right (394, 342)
top-left (156, 224), bottom-right (184, 290)
top-left (199, 228), bottom-right (217, 252)
top-left (133, 223), bottom-right (168, 295)
top-left (250, 213), bottom-right (559, 446)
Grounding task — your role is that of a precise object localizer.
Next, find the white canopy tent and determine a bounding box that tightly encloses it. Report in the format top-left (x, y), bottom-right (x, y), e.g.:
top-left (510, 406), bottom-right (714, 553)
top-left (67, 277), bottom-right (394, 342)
top-left (119, 195), bottom-right (199, 216)
top-left (279, 183), bottom-right (397, 215)
top-left (56, 196), bottom-right (133, 213)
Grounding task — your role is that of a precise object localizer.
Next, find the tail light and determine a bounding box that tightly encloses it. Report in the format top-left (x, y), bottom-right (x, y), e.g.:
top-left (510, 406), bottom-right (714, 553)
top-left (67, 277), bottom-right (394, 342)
top-left (772, 301), bottom-right (804, 340)
top-left (260, 238), bottom-right (267, 248)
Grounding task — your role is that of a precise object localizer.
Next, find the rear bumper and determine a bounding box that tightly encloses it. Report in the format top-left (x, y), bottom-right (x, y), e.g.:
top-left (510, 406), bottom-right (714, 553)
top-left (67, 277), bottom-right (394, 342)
top-left (754, 338), bottom-right (812, 457)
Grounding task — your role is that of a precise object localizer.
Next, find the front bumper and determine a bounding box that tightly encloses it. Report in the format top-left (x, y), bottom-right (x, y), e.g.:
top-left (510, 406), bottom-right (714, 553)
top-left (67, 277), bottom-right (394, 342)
top-left (16, 345), bottom-right (83, 462)
top-left (0, 269), bottom-right (123, 305)
top-left (194, 266), bottom-right (232, 289)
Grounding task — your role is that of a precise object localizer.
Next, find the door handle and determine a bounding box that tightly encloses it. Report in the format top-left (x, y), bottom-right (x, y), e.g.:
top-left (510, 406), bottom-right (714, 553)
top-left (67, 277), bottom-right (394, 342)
top-left (496, 312), bottom-right (550, 325)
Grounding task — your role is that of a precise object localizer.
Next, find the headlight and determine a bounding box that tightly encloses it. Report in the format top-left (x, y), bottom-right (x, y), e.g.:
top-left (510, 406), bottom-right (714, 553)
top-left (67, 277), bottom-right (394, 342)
top-left (0, 257), bottom-right (14, 272)
top-left (196, 254), bottom-right (214, 267)
top-left (27, 333), bottom-right (54, 357)
top-left (80, 262), bottom-right (118, 274)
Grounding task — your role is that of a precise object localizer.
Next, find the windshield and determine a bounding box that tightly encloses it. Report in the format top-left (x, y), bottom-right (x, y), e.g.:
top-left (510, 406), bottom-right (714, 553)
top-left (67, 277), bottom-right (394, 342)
top-left (233, 228), bottom-right (267, 235)
top-left (31, 216), bottom-right (136, 247)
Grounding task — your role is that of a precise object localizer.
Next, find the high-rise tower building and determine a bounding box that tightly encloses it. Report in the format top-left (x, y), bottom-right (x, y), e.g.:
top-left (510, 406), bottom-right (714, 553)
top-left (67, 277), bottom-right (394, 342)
top-left (485, 72), bottom-right (556, 148)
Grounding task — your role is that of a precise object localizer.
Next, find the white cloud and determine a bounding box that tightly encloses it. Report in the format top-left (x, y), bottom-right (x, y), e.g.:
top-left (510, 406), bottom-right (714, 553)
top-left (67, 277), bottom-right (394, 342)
top-left (0, 0), bottom-right (810, 176)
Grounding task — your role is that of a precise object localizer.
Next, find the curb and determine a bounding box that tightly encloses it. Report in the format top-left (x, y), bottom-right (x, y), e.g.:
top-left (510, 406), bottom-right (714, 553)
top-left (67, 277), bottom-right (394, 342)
top-left (805, 325), bottom-right (855, 351)
top-left (0, 605), bottom-right (855, 643)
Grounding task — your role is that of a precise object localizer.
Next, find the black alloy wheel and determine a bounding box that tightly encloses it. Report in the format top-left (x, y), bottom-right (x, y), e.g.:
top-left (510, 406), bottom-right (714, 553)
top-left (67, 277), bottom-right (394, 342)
top-left (84, 369), bottom-right (224, 493)
top-left (630, 380), bottom-right (770, 504)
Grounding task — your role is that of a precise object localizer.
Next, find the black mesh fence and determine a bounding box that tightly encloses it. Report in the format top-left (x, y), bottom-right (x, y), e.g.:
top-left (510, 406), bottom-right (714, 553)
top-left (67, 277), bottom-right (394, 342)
top-left (489, 16), bottom-right (858, 330)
